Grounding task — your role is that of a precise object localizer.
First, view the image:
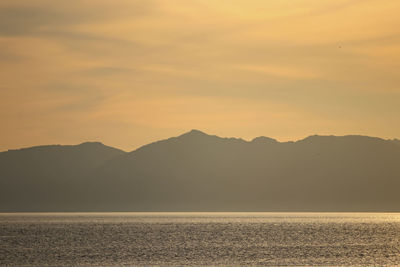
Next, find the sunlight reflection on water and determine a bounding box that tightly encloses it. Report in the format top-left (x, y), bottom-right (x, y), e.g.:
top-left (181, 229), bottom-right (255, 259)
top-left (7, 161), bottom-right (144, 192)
top-left (1, 213), bottom-right (400, 266)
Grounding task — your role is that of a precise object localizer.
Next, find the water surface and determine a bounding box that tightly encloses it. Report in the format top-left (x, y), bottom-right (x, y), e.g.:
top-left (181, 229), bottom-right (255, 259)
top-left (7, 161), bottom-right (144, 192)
top-left (1, 213), bottom-right (400, 266)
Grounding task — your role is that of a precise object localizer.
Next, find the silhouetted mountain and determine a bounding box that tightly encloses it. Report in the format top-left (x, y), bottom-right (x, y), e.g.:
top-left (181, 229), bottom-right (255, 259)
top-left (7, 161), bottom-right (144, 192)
top-left (1, 131), bottom-right (400, 212)
top-left (0, 142), bottom-right (125, 211)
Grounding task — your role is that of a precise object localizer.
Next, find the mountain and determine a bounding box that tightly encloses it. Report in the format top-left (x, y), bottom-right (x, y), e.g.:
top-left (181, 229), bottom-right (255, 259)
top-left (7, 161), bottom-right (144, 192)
top-left (0, 142), bottom-right (125, 211)
top-left (1, 130), bottom-right (400, 212)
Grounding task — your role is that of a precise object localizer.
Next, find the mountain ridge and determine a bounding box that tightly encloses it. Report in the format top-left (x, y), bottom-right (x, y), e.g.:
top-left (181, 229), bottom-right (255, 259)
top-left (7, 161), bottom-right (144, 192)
top-left (1, 130), bottom-right (400, 212)
top-left (1, 130), bottom-right (396, 153)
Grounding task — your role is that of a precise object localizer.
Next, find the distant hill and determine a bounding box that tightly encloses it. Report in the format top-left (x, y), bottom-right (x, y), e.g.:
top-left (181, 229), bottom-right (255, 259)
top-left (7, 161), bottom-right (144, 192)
top-left (0, 142), bottom-right (125, 211)
top-left (1, 130), bottom-right (400, 212)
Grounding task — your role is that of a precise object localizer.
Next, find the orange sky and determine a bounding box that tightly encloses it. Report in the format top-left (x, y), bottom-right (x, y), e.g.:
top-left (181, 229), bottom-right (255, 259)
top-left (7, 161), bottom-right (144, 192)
top-left (1, 0), bottom-right (400, 151)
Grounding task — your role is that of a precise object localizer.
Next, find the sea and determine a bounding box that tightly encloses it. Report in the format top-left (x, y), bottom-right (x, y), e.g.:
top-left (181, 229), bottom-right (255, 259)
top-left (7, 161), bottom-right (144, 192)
top-left (1, 212), bottom-right (400, 266)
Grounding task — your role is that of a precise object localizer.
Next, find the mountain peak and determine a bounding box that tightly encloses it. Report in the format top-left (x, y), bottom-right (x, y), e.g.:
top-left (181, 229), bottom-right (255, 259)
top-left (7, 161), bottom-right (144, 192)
top-left (251, 136), bottom-right (278, 144)
top-left (76, 141), bottom-right (126, 154)
top-left (78, 141), bottom-right (105, 147)
top-left (187, 129), bottom-right (207, 135)
top-left (178, 129), bottom-right (211, 139)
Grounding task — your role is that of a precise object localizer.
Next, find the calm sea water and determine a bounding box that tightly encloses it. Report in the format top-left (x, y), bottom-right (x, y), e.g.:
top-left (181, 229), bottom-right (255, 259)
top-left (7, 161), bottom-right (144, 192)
top-left (1, 213), bottom-right (400, 266)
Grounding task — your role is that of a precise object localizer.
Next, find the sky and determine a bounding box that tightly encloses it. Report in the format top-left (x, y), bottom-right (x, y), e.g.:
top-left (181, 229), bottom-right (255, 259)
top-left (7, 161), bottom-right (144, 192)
top-left (1, 0), bottom-right (400, 152)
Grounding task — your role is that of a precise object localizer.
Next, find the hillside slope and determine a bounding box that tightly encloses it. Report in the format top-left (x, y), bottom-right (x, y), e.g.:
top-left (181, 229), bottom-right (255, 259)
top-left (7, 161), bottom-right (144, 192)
top-left (0, 142), bottom-right (125, 211)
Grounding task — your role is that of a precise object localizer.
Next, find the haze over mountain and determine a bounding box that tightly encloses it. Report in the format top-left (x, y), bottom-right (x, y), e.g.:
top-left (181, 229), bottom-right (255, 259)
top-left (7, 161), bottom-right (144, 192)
top-left (1, 130), bottom-right (400, 212)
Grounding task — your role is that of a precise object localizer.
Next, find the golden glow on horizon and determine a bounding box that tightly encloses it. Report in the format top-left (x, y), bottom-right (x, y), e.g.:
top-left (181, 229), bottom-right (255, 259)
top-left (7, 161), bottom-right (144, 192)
top-left (0, 0), bottom-right (400, 151)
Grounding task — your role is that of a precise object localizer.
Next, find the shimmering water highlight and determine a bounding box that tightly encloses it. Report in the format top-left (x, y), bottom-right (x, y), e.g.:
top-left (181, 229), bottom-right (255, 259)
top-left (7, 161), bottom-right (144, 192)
top-left (1, 213), bottom-right (400, 266)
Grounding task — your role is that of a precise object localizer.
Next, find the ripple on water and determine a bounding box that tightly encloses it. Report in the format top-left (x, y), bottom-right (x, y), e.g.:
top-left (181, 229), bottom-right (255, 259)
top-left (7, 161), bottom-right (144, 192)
top-left (1, 213), bottom-right (400, 266)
